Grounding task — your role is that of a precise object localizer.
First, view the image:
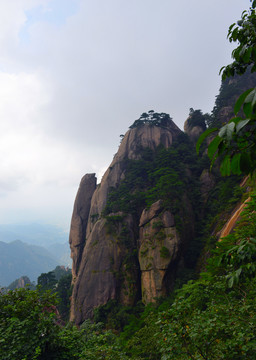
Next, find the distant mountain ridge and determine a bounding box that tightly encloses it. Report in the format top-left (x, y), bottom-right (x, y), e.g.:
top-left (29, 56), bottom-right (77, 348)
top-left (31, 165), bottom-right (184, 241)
top-left (0, 240), bottom-right (60, 286)
top-left (0, 223), bottom-right (68, 247)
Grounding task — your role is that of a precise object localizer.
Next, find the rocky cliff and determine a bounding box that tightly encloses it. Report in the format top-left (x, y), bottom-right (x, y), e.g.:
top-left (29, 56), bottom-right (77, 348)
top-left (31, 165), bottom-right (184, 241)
top-left (69, 103), bottom-right (249, 324)
top-left (69, 115), bottom-right (200, 324)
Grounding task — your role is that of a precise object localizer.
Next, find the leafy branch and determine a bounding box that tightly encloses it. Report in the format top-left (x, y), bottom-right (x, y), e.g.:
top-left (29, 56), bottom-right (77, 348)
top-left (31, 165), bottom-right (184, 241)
top-left (197, 1), bottom-right (256, 176)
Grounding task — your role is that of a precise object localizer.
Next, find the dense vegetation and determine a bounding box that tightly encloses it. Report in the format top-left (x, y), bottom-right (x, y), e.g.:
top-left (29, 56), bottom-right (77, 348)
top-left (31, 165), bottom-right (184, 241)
top-left (187, 108), bottom-right (208, 130)
top-left (1, 1), bottom-right (256, 358)
top-left (129, 110), bottom-right (173, 129)
top-left (104, 132), bottom-right (203, 217)
top-left (37, 266), bottom-right (72, 321)
top-left (1, 187), bottom-right (255, 359)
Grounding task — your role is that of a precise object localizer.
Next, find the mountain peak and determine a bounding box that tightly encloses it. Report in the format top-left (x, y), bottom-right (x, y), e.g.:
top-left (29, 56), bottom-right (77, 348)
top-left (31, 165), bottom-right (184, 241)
top-left (69, 116), bottom-right (188, 324)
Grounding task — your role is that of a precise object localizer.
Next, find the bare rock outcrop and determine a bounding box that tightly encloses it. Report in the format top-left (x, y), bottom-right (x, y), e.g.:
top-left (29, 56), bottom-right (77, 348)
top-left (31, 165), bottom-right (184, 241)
top-left (69, 174), bottom-right (96, 278)
top-left (69, 120), bottom-right (187, 324)
top-left (70, 212), bottom-right (139, 322)
top-left (184, 118), bottom-right (204, 142)
top-left (138, 201), bottom-right (180, 303)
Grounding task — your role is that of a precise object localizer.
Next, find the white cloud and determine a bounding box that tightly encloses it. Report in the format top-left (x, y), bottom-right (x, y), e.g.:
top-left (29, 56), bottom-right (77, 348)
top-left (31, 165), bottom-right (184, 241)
top-left (0, 71), bottom-right (48, 184)
top-left (0, 0), bottom-right (49, 60)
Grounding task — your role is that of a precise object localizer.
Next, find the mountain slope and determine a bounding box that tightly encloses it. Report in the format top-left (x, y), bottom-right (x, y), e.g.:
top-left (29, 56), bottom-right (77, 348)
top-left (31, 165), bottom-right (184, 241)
top-left (0, 240), bottom-right (60, 286)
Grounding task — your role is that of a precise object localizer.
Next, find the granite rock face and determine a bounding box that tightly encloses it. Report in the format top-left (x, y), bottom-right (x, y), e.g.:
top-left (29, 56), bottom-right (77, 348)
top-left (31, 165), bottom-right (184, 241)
top-left (138, 201), bottom-right (180, 303)
top-left (69, 174), bottom-right (97, 279)
top-left (184, 118), bottom-right (204, 142)
top-left (200, 169), bottom-right (215, 202)
top-left (69, 120), bottom-right (192, 324)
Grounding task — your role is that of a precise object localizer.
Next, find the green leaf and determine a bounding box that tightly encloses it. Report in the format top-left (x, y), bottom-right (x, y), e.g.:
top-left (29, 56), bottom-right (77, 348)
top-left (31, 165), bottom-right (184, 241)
top-left (196, 127), bottom-right (218, 154)
top-left (237, 244), bottom-right (246, 253)
top-left (235, 268), bottom-right (242, 279)
top-left (234, 88), bottom-right (253, 114)
top-left (220, 155), bottom-right (231, 176)
top-left (229, 116), bottom-right (242, 125)
top-left (210, 151), bottom-right (219, 171)
top-left (219, 122), bottom-right (235, 141)
top-left (243, 47), bottom-right (252, 63)
top-left (250, 237), bottom-right (256, 244)
top-left (243, 102), bottom-right (253, 117)
top-left (236, 119), bottom-right (250, 133)
top-left (239, 44), bottom-right (247, 57)
top-left (217, 141), bottom-right (226, 156)
top-left (231, 153), bottom-right (242, 175)
top-left (231, 27), bottom-right (239, 42)
top-left (227, 276), bottom-right (234, 288)
top-left (245, 88), bottom-right (256, 107)
top-left (240, 153), bottom-right (252, 174)
top-left (207, 136), bottom-right (222, 160)
top-left (219, 66), bottom-right (226, 75)
top-left (228, 23), bottom-right (236, 36)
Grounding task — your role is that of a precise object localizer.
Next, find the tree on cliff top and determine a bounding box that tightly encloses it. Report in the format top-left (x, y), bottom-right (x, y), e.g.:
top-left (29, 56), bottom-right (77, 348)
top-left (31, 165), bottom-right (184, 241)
top-left (129, 110), bottom-right (172, 129)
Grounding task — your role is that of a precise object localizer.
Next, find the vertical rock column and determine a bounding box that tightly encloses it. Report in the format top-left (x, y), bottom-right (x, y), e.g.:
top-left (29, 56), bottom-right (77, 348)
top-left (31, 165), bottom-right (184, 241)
top-left (138, 200), bottom-right (180, 303)
top-left (69, 173), bottom-right (97, 280)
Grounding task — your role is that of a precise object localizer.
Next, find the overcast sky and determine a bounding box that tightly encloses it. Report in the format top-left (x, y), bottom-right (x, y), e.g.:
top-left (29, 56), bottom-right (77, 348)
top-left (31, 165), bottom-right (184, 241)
top-left (0, 0), bottom-right (248, 233)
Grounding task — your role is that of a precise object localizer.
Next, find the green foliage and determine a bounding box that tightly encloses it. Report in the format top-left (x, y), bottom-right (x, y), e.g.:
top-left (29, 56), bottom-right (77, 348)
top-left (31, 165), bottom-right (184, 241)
top-left (198, 2), bottom-right (256, 176)
top-left (93, 300), bottom-right (144, 332)
top-left (90, 213), bottom-right (99, 223)
top-left (104, 134), bottom-right (203, 223)
top-left (37, 271), bottom-right (57, 292)
top-left (220, 1), bottom-right (256, 78)
top-left (89, 188), bottom-right (256, 359)
top-left (186, 176), bottom-right (243, 269)
top-left (79, 320), bottom-right (129, 360)
top-left (207, 193), bottom-right (256, 286)
top-left (159, 278), bottom-right (256, 360)
top-left (122, 310), bottom-right (161, 360)
top-left (53, 266), bottom-right (71, 281)
top-left (105, 214), bottom-right (124, 235)
top-left (56, 273), bottom-right (72, 320)
top-left (187, 108), bottom-right (207, 130)
top-left (37, 267), bottom-right (72, 321)
top-left (152, 220), bottom-right (163, 229)
top-left (0, 288), bottom-right (83, 360)
top-left (158, 191), bottom-right (256, 359)
top-left (145, 167), bottom-right (185, 209)
top-left (129, 110), bottom-right (173, 129)
top-left (160, 246), bottom-right (170, 259)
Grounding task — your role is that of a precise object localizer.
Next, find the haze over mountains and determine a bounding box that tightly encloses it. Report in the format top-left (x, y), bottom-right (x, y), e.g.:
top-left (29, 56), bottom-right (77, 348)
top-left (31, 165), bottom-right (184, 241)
top-left (0, 223), bottom-right (68, 247)
top-left (0, 223), bottom-right (71, 287)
